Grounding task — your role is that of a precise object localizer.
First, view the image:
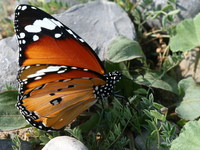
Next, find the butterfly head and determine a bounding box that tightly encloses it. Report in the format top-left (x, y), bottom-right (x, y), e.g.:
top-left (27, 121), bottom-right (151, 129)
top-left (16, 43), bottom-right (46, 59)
top-left (94, 71), bottom-right (122, 99)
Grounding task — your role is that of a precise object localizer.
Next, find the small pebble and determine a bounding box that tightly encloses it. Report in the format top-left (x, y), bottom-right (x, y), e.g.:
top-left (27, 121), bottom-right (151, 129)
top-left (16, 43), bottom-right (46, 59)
top-left (42, 136), bottom-right (88, 150)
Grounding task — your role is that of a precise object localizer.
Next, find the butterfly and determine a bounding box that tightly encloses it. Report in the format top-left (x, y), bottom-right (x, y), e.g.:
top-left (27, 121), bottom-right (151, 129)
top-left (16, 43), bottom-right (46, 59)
top-left (14, 4), bottom-right (121, 131)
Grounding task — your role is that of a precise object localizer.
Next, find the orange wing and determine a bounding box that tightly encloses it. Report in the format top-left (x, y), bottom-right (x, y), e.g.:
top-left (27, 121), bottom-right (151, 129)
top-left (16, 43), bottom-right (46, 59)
top-left (18, 65), bottom-right (103, 94)
top-left (15, 4), bottom-right (105, 74)
top-left (22, 36), bottom-right (105, 74)
top-left (17, 78), bottom-right (105, 130)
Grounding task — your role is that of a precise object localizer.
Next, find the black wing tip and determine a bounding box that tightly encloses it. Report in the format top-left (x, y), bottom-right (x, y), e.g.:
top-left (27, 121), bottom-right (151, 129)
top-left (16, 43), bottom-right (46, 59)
top-left (16, 4), bottom-right (35, 9)
top-left (15, 4), bottom-right (40, 14)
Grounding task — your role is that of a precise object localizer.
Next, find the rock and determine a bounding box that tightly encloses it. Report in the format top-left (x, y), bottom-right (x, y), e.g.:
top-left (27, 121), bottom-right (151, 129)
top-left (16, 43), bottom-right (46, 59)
top-left (19, 0), bottom-right (82, 7)
top-left (0, 1), bottom-right (135, 91)
top-left (57, 0), bottom-right (83, 7)
top-left (174, 0), bottom-right (200, 22)
top-left (178, 50), bottom-right (200, 83)
top-left (0, 139), bottom-right (32, 150)
top-left (0, 36), bottom-right (18, 91)
top-left (55, 1), bottom-right (136, 60)
top-left (42, 136), bottom-right (88, 150)
top-left (141, 0), bottom-right (200, 27)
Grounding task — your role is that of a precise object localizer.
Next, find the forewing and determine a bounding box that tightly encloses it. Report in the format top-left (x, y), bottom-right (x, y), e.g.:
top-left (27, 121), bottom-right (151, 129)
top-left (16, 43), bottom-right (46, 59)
top-left (14, 4), bottom-right (105, 74)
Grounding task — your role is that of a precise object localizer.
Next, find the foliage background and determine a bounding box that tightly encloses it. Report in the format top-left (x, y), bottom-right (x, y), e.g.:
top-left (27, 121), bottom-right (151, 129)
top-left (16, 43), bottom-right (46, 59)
top-left (1, 0), bottom-right (200, 150)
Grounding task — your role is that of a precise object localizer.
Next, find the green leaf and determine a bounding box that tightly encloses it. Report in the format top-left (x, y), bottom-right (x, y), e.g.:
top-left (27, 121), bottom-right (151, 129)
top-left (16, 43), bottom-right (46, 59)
top-left (39, 135), bottom-right (50, 145)
top-left (79, 113), bottom-right (100, 133)
top-left (0, 91), bottom-right (27, 131)
top-left (66, 127), bottom-right (83, 141)
top-left (170, 120), bottom-right (200, 150)
top-left (153, 102), bottom-right (165, 110)
top-left (176, 77), bottom-right (200, 120)
top-left (150, 110), bottom-right (166, 121)
top-left (169, 13), bottom-right (200, 52)
top-left (107, 36), bottom-right (145, 63)
top-left (167, 9), bottom-right (180, 16)
top-left (135, 70), bottom-right (179, 95)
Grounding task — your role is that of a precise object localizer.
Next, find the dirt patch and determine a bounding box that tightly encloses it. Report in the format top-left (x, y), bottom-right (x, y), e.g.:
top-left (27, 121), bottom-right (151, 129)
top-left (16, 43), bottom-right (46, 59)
top-left (0, 128), bottom-right (33, 140)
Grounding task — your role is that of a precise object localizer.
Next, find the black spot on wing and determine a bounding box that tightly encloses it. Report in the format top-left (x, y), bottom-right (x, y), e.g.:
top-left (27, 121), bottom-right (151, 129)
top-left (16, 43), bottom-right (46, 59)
top-left (50, 97), bottom-right (62, 105)
top-left (57, 88), bottom-right (63, 92)
top-left (49, 93), bottom-right (55, 96)
top-left (67, 85), bottom-right (74, 88)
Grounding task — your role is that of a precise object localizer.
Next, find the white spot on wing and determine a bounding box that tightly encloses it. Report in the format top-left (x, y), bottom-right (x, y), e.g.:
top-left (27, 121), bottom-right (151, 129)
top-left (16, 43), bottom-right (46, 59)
top-left (79, 38), bottom-right (84, 42)
top-left (19, 32), bottom-right (25, 38)
top-left (66, 29), bottom-right (78, 39)
top-left (28, 72), bottom-right (45, 78)
top-left (71, 67), bottom-right (77, 69)
top-left (63, 79), bottom-right (71, 82)
top-left (33, 35), bottom-right (39, 41)
top-left (55, 33), bottom-right (61, 38)
top-left (22, 40), bottom-right (26, 44)
top-left (45, 66), bottom-right (66, 71)
top-left (21, 6), bottom-right (27, 11)
top-left (66, 29), bottom-right (73, 35)
top-left (38, 18), bottom-right (57, 30)
top-left (57, 70), bottom-right (65, 74)
top-left (25, 66), bottom-right (30, 69)
top-left (24, 18), bottom-right (59, 33)
top-left (25, 25), bottom-right (41, 33)
top-left (22, 78), bottom-right (28, 82)
top-left (17, 6), bottom-right (22, 10)
top-left (35, 76), bottom-right (42, 80)
top-left (27, 66), bottom-right (67, 78)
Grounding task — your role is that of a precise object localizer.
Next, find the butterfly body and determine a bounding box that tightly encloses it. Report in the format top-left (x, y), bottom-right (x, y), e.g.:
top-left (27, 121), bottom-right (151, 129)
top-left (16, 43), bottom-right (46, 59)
top-left (15, 4), bottom-right (121, 131)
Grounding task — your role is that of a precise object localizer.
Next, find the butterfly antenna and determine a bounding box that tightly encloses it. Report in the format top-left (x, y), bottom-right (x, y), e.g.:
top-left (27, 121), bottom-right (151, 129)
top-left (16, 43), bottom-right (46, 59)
top-left (99, 96), bottom-right (105, 110)
top-left (113, 89), bottom-right (125, 99)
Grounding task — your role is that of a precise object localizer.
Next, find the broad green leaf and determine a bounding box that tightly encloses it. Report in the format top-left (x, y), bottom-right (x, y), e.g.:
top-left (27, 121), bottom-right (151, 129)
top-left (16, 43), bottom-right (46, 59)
top-left (105, 61), bottom-right (133, 80)
top-left (0, 91), bottom-right (27, 131)
top-left (176, 77), bottom-right (200, 120)
top-left (107, 36), bottom-right (145, 63)
top-left (170, 120), bottom-right (200, 150)
top-left (135, 70), bottom-right (178, 95)
top-left (169, 13), bottom-right (200, 52)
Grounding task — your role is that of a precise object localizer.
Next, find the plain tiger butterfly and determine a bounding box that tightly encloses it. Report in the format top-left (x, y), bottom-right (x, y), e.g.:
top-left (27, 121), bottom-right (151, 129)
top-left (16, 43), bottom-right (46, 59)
top-left (14, 4), bottom-right (121, 131)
